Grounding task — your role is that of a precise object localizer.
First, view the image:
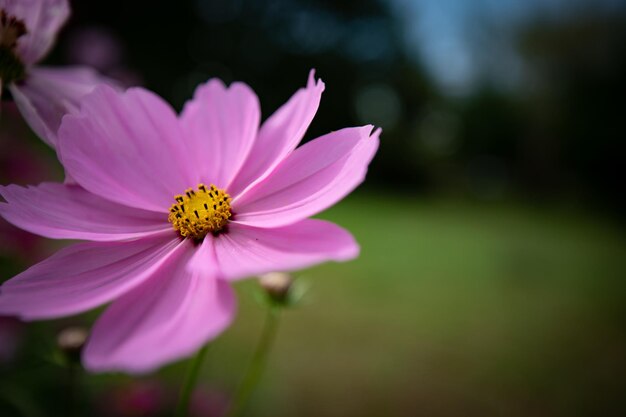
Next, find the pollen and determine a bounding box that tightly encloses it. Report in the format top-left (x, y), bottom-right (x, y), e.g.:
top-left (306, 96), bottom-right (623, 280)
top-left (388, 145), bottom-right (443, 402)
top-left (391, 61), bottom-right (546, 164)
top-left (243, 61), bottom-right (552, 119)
top-left (168, 184), bottom-right (232, 240)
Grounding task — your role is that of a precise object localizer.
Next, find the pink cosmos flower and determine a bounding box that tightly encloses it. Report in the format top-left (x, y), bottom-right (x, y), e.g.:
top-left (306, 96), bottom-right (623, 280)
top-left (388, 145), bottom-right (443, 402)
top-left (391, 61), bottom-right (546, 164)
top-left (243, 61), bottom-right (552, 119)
top-left (0, 70), bottom-right (380, 373)
top-left (0, 0), bottom-right (113, 147)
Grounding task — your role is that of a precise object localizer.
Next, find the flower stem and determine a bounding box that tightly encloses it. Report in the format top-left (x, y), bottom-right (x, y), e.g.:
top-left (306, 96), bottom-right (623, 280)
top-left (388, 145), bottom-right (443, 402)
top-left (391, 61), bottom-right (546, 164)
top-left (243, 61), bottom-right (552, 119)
top-left (175, 344), bottom-right (210, 417)
top-left (227, 306), bottom-right (281, 417)
top-left (67, 361), bottom-right (79, 417)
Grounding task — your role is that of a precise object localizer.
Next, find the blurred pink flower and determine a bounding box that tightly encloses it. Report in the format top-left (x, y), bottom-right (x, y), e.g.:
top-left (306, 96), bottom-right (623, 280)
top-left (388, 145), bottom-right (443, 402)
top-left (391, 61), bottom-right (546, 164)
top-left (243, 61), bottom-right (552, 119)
top-left (65, 26), bottom-right (142, 87)
top-left (0, 102), bottom-right (56, 260)
top-left (0, 103), bottom-right (58, 184)
top-left (189, 385), bottom-right (229, 417)
top-left (0, 70), bottom-right (380, 373)
top-left (0, 218), bottom-right (41, 259)
top-left (65, 27), bottom-right (122, 72)
top-left (0, 316), bottom-right (23, 364)
top-left (0, 0), bottom-right (114, 147)
top-left (98, 380), bottom-right (170, 417)
top-left (97, 380), bottom-right (227, 417)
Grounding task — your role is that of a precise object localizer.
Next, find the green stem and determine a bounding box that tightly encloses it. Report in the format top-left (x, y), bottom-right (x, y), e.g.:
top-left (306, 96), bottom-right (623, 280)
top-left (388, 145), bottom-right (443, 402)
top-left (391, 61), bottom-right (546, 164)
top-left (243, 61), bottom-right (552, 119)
top-left (68, 361), bottom-right (78, 417)
top-left (227, 306), bottom-right (281, 417)
top-left (175, 344), bottom-right (210, 417)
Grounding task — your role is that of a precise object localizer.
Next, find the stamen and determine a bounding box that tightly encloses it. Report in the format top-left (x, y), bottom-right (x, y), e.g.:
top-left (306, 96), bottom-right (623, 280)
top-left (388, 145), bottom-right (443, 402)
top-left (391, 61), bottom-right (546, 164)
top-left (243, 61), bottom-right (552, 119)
top-left (0, 10), bottom-right (26, 49)
top-left (0, 9), bottom-right (26, 83)
top-left (168, 183), bottom-right (232, 240)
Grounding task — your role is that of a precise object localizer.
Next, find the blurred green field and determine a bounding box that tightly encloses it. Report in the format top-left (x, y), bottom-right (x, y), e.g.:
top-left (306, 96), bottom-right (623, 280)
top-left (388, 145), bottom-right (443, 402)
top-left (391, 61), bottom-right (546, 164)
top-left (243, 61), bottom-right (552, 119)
top-left (209, 192), bottom-right (626, 417)
top-left (2, 192), bottom-right (625, 417)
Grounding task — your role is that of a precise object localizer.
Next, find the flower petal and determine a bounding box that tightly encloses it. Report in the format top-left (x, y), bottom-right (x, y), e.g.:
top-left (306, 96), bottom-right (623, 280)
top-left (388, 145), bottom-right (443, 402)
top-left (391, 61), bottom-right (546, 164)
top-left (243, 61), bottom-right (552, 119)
top-left (180, 79), bottom-right (260, 188)
top-left (233, 126), bottom-right (380, 227)
top-left (83, 242), bottom-right (236, 373)
top-left (228, 70), bottom-right (324, 196)
top-left (0, 235), bottom-right (183, 320)
top-left (214, 219), bottom-right (359, 281)
top-left (9, 66), bottom-right (116, 147)
top-left (58, 85), bottom-right (196, 212)
top-left (0, 183), bottom-right (171, 241)
top-left (1, 0), bottom-right (69, 64)
top-left (186, 236), bottom-right (219, 276)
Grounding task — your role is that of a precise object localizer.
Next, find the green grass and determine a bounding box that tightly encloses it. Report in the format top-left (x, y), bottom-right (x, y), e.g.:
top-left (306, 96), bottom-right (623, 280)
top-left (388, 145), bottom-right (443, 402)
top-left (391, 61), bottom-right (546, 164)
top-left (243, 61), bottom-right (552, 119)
top-left (210, 193), bottom-right (626, 417)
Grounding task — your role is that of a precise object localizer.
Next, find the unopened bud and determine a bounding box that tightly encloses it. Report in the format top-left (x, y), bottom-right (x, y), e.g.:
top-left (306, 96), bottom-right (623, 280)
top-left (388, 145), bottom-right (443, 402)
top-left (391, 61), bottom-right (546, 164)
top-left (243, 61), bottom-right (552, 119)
top-left (57, 326), bottom-right (88, 362)
top-left (259, 272), bottom-right (293, 303)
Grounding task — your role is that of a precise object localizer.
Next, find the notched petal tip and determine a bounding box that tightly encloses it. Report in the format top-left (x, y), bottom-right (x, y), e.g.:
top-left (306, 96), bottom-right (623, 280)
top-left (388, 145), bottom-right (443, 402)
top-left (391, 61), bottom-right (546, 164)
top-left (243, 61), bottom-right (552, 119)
top-left (359, 124), bottom-right (382, 149)
top-left (193, 78), bottom-right (259, 103)
top-left (307, 68), bottom-right (325, 92)
top-left (192, 78), bottom-right (227, 98)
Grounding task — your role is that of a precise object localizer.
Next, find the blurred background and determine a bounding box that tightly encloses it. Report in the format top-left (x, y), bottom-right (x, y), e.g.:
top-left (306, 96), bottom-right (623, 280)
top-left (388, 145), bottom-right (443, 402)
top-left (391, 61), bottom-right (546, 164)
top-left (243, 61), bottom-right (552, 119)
top-left (1, 0), bottom-right (625, 416)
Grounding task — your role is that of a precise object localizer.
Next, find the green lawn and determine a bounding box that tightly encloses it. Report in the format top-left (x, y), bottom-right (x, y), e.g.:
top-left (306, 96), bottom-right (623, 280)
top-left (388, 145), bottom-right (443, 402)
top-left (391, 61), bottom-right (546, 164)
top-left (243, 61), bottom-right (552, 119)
top-left (211, 193), bottom-right (626, 417)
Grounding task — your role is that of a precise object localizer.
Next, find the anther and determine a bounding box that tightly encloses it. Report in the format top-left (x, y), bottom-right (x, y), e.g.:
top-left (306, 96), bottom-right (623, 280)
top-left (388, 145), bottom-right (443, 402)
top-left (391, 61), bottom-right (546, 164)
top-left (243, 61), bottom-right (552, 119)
top-left (167, 183), bottom-right (232, 240)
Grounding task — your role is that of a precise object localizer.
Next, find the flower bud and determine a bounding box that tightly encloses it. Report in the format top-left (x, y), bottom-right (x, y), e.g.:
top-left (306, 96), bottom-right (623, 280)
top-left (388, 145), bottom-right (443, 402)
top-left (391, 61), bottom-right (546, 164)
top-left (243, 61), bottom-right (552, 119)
top-left (56, 326), bottom-right (88, 362)
top-left (259, 272), bottom-right (293, 304)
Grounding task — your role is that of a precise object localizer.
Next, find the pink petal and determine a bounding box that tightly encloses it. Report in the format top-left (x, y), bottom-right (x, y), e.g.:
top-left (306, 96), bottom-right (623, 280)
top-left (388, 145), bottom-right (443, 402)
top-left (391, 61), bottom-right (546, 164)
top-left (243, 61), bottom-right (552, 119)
top-left (228, 70), bottom-right (324, 196)
top-left (9, 66), bottom-right (115, 147)
top-left (0, 235), bottom-right (183, 320)
top-left (83, 241), bottom-right (236, 373)
top-left (180, 79), bottom-right (260, 188)
top-left (233, 126), bottom-right (380, 227)
top-left (0, 183), bottom-right (171, 241)
top-left (0, 0), bottom-right (69, 64)
top-left (186, 236), bottom-right (219, 276)
top-left (58, 85), bottom-right (196, 213)
top-left (214, 219), bottom-right (359, 281)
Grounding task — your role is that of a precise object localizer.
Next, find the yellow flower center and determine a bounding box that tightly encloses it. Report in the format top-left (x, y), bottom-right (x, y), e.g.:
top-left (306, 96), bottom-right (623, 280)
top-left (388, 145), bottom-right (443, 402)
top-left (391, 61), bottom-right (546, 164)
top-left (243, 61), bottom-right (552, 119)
top-left (168, 184), bottom-right (232, 240)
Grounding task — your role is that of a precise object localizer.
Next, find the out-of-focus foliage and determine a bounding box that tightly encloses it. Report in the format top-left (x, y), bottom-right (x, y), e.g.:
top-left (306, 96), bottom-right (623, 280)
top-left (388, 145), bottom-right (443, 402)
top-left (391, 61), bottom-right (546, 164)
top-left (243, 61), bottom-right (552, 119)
top-left (517, 13), bottom-right (626, 206)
